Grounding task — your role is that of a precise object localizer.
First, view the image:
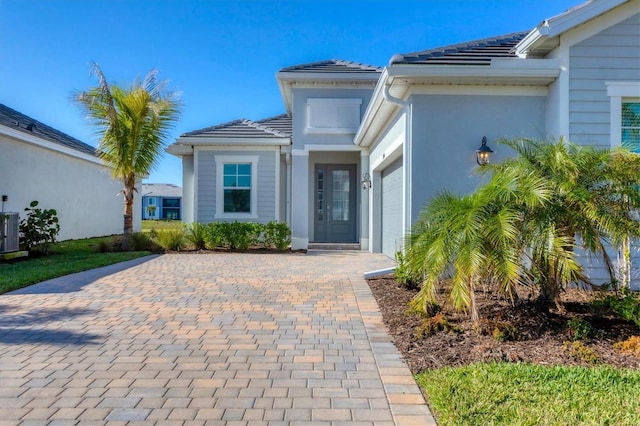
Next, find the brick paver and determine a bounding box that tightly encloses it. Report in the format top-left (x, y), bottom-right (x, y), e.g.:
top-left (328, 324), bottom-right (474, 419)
top-left (0, 252), bottom-right (436, 425)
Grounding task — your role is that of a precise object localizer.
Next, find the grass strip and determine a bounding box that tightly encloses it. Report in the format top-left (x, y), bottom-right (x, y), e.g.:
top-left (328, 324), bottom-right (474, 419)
top-left (416, 362), bottom-right (640, 426)
top-left (0, 236), bottom-right (150, 294)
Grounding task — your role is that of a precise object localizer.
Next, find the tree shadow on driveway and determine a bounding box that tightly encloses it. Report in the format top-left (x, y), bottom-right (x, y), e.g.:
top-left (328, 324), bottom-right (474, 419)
top-left (0, 306), bottom-right (102, 345)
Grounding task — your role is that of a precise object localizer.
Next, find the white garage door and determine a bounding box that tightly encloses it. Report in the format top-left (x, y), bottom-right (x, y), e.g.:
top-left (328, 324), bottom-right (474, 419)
top-left (381, 158), bottom-right (403, 258)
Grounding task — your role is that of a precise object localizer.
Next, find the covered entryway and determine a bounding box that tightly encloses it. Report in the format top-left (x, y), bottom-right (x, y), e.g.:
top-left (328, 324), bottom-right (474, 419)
top-left (314, 164), bottom-right (357, 242)
top-left (381, 157), bottom-right (403, 258)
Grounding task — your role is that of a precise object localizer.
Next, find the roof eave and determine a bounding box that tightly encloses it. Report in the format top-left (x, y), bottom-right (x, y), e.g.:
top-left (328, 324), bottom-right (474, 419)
top-left (515, 0), bottom-right (629, 56)
top-left (0, 124), bottom-right (103, 165)
top-left (355, 59), bottom-right (561, 148)
top-left (172, 136), bottom-right (291, 147)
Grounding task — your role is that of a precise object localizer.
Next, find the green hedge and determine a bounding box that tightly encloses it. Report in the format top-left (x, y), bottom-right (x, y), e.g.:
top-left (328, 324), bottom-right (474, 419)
top-left (152, 221), bottom-right (291, 252)
top-left (202, 221), bottom-right (291, 251)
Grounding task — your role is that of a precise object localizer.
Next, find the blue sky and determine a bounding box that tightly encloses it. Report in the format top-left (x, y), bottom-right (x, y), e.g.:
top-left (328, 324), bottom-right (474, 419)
top-left (1, 0), bottom-right (580, 186)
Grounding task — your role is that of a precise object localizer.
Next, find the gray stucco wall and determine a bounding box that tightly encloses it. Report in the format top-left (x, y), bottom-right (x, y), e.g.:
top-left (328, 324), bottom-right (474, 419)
top-left (569, 13), bottom-right (640, 148)
top-left (410, 94), bottom-right (546, 221)
top-left (291, 87), bottom-right (375, 150)
top-left (196, 149), bottom-right (277, 224)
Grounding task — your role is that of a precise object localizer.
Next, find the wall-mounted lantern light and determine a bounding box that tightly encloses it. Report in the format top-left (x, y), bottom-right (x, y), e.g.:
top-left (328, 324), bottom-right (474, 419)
top-left (476, 136), bottom-right (493, 166)
top-left (361, 173), bottom-right (372, 190)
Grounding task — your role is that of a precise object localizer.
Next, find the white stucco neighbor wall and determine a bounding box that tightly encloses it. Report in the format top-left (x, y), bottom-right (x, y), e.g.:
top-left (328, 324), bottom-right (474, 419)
top-left (0, 130), bottom-right (140, 241)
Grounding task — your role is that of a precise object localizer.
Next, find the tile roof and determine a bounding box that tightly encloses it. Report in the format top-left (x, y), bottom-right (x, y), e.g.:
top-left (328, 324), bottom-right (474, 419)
top-left (182, 114), bottom-right (292, 138)
top-left (389, 31), bottom-right (530, 66)
top-left (279, 59), bottom-right (381, 73)
top-left (0, 103), bottom-right (97, 157)
top-left (141, 183), bottom-right (182, 198)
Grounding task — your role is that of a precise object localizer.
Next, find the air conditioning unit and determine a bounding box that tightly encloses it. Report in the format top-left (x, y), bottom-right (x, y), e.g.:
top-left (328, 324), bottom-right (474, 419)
top-left (0, 212), bottom-right (19, 253)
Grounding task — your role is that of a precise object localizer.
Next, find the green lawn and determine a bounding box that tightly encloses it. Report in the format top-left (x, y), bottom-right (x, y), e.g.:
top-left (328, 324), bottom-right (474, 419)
top-left (141, 219), bottom-right (182, 232)
top-left (416, 362), bottom-right (640, 426)
top-left (0, 236), bottom-right (151, 294)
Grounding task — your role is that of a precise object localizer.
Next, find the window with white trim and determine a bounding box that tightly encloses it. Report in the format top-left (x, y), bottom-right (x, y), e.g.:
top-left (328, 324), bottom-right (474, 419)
top-left (214, 155), bottom-right (259, 219)
top-left (606, 82), bottom-right (640, 149)
top-left (622, 100), bottom-right (640, 152)
top-left (306, 98), bottom-right (362, 134)
top-left (223, 163), bottom-right (251, 213)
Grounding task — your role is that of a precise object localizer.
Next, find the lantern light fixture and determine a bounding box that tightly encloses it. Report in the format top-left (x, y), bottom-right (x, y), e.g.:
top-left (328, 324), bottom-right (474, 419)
top-left (476, 136), bottom-right (493, 166)
top-left (361, 173), bottom-right (372, 190)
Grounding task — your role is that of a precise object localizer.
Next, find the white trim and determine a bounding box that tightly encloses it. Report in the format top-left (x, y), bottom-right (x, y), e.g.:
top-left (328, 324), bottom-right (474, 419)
top-left (292, 149), bottom-right (309, 157)
top-left (214, 155), bottom-right (259, 220)
top-left (174, 137), bottom-right (290, 146)
top-left (515, 0), bottom-right (629, 55)
top-left (606, 82), bottom-right (640, 148)
top-left (0, 125), bottom-right (102, 166)
top-left (371, 134), bottom-right (404, 171)
top-left (195, 145), bottom-right (279, 152)
top-left (607, 82), bottom-right (640, 97)
top-left (410, 85), bottom-right (548, 96)
top-left (194, 149), bottom-right (199, 223)
top-left (386, 59), bottom-right (561, 80)
top-left (274, 149), bottom-right (280, 221)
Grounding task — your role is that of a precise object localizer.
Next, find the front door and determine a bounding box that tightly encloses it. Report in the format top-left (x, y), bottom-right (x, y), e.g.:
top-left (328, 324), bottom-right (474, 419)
top-left (314, 164), bottom-right (357, 242)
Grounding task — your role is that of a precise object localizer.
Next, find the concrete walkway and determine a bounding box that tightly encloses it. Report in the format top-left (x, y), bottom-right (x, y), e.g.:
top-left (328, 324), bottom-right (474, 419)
top-left (0, 252), bottom-right (436, 425)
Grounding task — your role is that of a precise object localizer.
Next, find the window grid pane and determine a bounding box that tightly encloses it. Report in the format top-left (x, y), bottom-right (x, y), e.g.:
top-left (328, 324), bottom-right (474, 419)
top-left (222, 163), bottom-right (252, 213)
top-left (622, 102), bottom-right (640, 152)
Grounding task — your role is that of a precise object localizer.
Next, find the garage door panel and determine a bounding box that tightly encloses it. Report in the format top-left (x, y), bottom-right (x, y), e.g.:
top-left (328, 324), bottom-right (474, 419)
top-left (381, 158), bottom-right (403, 258)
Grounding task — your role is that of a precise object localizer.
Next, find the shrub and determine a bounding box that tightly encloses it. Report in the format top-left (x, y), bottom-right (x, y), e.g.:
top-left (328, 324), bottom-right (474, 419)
top-left (263, 221), bottom-right (291, 250)
top-left (492, 322), bottom-right (519, 342)
top-left (415, 313), bottom-right (461, 339)
top-left (395, 251), bottom-right (420, 289)
top-left (18, 200), bottom-right (60, 255)
top-left (204, 223), bottom-right (223, 249)
top-left (592, 289), bottom-right (640, 327)
top-left (566, 318), bottom-right (595, 341)
top-left (186, 222), bottom-right (207, 250)
top-left (614, 336), bottom-right (640, 358)
top-left (155, 227), bottom-right (186, 251)
top-left (230, 222), bottom-right (259, 250)
top-left (475, 318), bottom-right (519, 342)
top-left (563, 341), bottom-right (600, 364)
top-left (131, 232), bottom-right (161, 252)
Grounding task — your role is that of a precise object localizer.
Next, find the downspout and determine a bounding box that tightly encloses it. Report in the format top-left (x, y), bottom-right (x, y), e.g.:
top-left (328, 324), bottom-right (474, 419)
top-left (383, 83), bottom-right (412, 252)
top-left (285, 152), bottom-right (292, 225)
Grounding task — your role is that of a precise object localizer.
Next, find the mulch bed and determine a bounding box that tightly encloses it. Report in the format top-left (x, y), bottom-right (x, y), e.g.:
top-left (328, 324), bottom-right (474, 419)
top-left (367, 275), bottom-right (640, 373)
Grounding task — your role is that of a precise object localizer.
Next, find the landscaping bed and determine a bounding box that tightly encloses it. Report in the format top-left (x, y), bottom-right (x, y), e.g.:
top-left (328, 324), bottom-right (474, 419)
top-left (367, 276), bottom-right (640, 372)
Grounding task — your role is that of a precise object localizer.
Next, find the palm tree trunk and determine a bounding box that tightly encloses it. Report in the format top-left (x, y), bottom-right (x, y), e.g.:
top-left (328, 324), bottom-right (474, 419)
top-left (122, 174), bottom-right (135, 251)
top-left (470, 276), bottom-right (479, 323)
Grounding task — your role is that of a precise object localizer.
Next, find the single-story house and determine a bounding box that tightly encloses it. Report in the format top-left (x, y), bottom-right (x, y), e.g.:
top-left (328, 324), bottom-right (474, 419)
top-left (0, 103), bottom-right (141, 243)
top-left (141, 183), bottom-right (182, 220)
top-left (168, 0), bottom-right (639, 281)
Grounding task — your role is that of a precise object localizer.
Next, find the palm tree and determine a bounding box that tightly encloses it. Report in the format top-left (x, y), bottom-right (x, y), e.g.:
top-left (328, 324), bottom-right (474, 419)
top-left (75, 63), bottom-right (181, 249)
top-left (406, 138), bottom-right (640, 318)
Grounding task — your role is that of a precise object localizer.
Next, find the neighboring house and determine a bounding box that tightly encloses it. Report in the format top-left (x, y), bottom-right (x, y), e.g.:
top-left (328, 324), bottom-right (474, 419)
top-left (141, 183), bottom-right (183, 220)
top-left (0, 103), bottom-right (141, 241)
top-left (169, 0), bottom-right (639, 279)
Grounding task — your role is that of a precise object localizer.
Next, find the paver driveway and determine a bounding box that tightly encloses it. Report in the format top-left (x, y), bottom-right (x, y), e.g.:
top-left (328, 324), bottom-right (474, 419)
top-left (0, 252), bottom-right (435, 425)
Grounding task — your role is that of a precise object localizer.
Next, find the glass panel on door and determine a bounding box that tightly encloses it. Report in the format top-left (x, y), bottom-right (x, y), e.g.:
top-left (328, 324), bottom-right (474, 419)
top-left (331, 170), bottom-right (350, 221)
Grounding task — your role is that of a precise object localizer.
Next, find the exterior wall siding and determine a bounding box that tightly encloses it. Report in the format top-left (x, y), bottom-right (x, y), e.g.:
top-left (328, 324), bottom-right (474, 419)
top-left (0, 134), bottom-right (137, 241)
top-left (410, 94), bottom-right (546, 222)
top-left (569, 13), bottom-right (640, 148)
top-left (196, 148), bottom-right (277, 224)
